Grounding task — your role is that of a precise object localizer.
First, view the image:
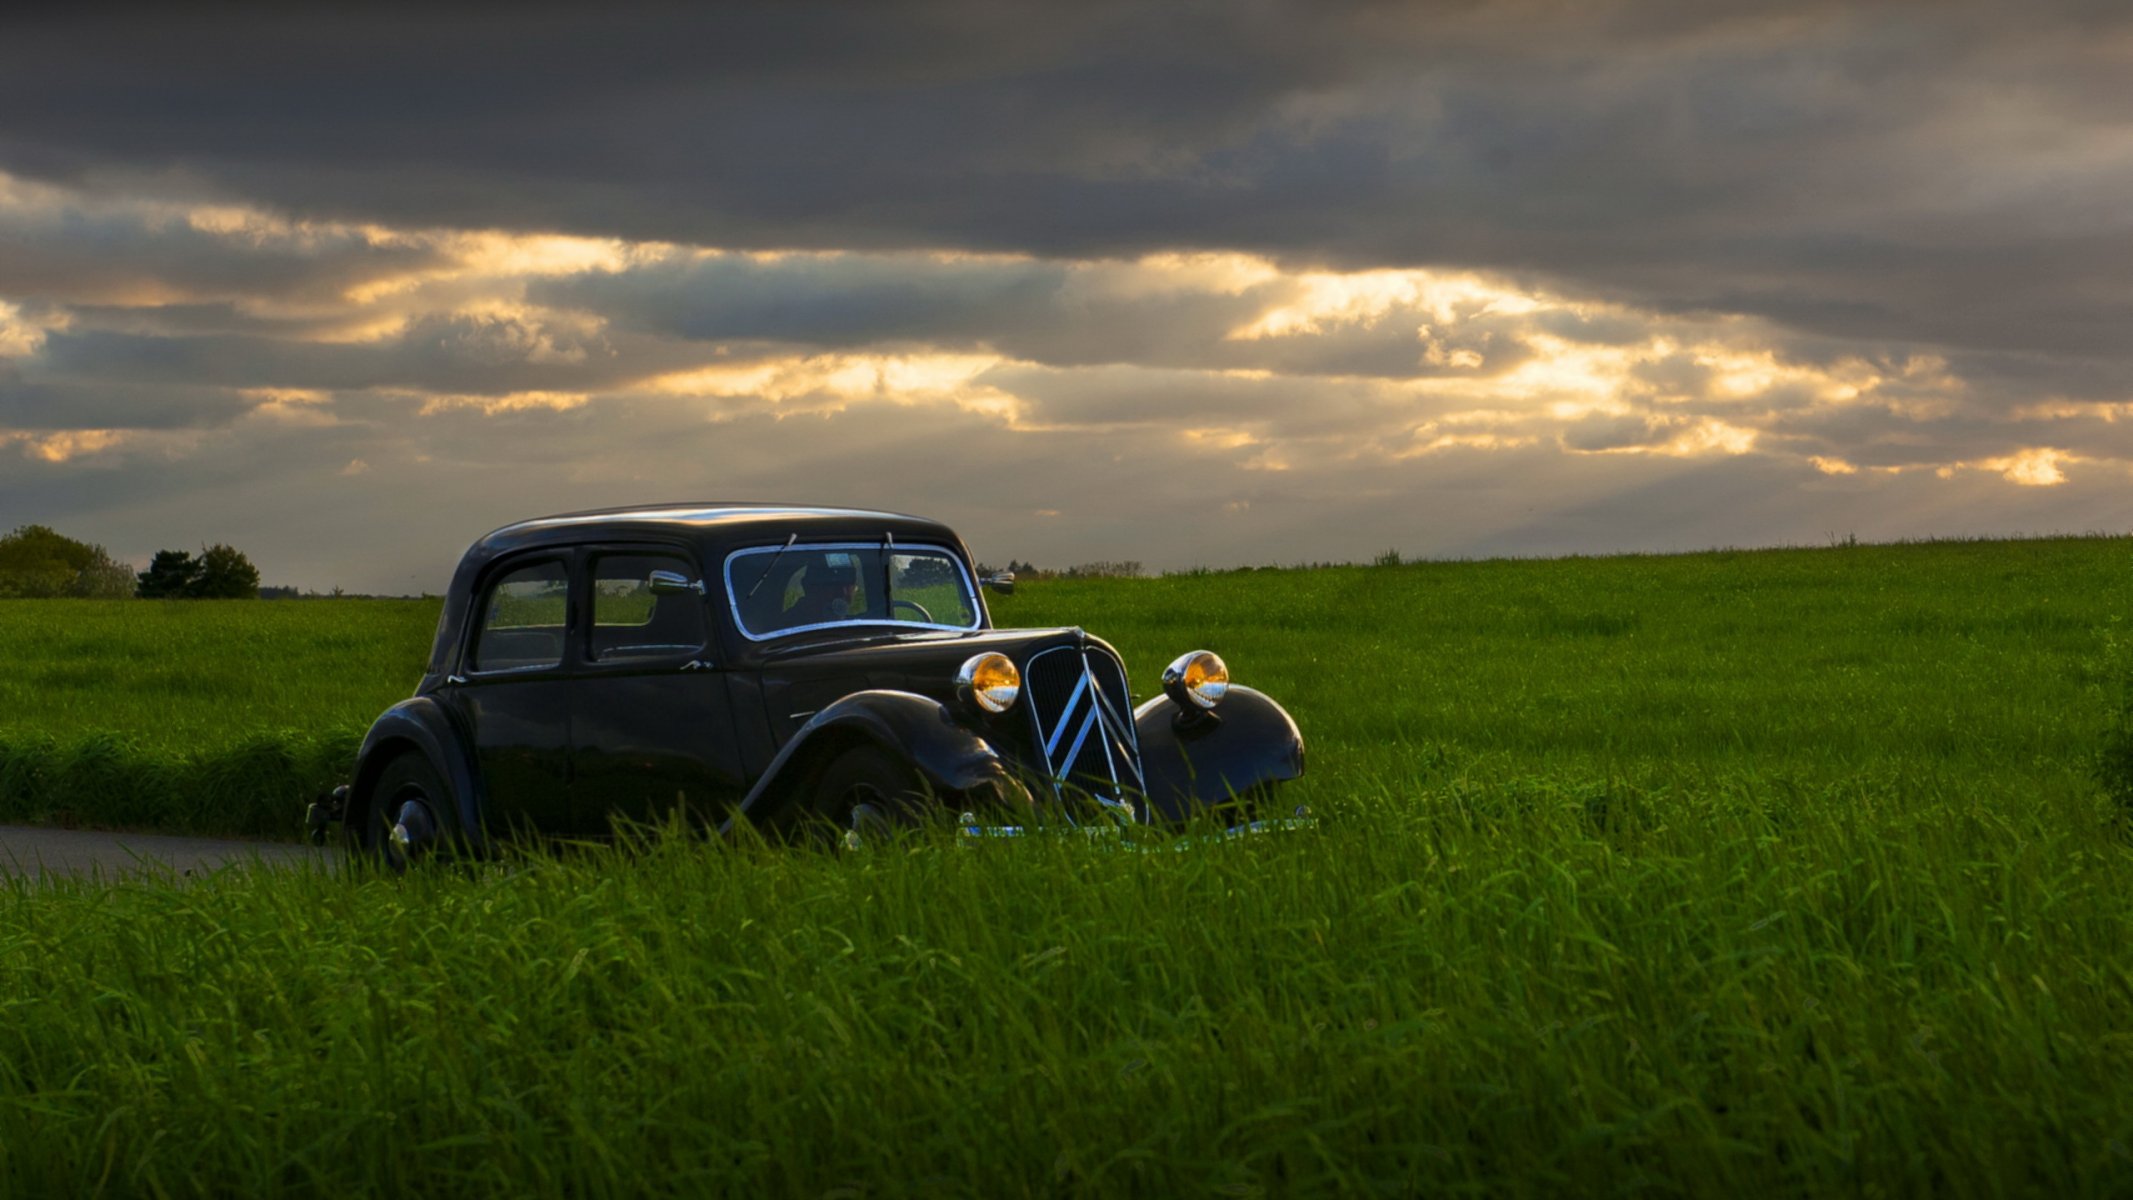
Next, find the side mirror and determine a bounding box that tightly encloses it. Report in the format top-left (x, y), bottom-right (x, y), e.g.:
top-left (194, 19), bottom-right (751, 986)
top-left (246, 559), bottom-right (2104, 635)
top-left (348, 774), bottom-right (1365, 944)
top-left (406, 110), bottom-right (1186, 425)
top-left (982, 572), bottom-right (1016, 596)
top-left (648, 570), bottom-right (706, 596)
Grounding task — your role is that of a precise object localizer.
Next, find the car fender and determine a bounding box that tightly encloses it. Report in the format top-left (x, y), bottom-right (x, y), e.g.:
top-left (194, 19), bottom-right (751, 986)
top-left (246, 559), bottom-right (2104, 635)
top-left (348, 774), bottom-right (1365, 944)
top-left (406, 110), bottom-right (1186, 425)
top-left (352, 696), bottom-right (488, 853)
top-left (727, 689), bottom-right (1027, 833)
top-left (1132, 685), bottom-right (1305, 823)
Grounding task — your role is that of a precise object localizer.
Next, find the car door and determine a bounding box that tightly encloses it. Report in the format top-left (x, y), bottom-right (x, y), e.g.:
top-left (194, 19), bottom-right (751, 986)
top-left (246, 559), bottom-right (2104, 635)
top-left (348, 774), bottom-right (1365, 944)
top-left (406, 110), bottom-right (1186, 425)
top-left (454, 552), bottom-right (576, 834)
top-left (567, 545), bottom-right (749, 834)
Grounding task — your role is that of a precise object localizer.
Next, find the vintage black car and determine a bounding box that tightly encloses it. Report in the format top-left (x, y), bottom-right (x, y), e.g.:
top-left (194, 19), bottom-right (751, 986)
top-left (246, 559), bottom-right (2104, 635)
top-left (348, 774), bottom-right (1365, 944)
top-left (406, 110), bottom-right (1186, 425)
top-left (311, 503), bottom-right (1305, 861)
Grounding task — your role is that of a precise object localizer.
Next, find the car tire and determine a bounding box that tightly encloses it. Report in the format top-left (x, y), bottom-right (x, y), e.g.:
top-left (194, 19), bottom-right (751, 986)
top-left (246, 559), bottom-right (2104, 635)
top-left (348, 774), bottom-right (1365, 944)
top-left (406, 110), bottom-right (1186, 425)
top-left (357, 752), bottom-right (465, 870)
top-left (813, 743), bottom-right (931, 847)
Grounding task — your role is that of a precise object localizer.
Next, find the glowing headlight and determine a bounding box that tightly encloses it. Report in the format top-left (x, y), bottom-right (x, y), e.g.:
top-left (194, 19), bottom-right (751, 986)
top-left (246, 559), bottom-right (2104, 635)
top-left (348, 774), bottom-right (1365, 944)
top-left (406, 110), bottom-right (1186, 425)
top-left (1162, 650), bottom-right (1230, 710)
top-left (957, 652), bottom-right (1021, 714)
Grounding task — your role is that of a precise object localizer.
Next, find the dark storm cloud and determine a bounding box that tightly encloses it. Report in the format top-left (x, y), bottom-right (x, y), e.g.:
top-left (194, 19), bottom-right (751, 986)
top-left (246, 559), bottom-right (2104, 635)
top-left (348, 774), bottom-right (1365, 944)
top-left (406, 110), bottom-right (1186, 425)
top-left (62, 301), bottom-right (374, 340)
top-left (0, 177), bottom-right (442, 307)
top-left (29, 313), bottom-right (701, 397)
top-left (536, 252), bottom-right (1525, 379)
top-left (1560, 412), bottom-right (1667, 453)
top-left (4, 2), bottom-right (2129, 368)
top-left (0, 363), bottom-right (249, 431)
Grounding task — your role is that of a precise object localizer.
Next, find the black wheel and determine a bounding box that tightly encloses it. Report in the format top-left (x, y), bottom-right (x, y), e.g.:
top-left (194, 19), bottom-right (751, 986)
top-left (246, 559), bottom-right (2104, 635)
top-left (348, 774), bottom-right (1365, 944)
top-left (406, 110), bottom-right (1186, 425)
top-left (812, 744), bottom-right (931, 848)
top-left (889, 598), bottom-right (935, 623)
top-left (355, 752), bottom-right (464, 869)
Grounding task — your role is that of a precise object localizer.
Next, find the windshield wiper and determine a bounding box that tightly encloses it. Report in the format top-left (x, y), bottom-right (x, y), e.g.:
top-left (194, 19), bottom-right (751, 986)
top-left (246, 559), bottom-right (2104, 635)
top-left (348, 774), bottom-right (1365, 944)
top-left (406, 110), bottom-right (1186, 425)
top-left (745, 533), bottom-right (799, 599)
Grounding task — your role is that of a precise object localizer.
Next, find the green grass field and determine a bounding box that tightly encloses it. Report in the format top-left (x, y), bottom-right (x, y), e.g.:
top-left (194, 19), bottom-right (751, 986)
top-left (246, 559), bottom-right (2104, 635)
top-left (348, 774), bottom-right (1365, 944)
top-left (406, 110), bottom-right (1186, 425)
top-left (3, 536), bottom-right (2131, 1194)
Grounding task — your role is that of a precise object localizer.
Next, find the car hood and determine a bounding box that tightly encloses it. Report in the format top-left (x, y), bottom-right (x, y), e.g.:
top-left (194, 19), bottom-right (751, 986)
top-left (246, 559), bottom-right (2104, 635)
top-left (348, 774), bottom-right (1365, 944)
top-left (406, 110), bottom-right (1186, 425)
top-left (751, 625), bottom-right (1138, 742)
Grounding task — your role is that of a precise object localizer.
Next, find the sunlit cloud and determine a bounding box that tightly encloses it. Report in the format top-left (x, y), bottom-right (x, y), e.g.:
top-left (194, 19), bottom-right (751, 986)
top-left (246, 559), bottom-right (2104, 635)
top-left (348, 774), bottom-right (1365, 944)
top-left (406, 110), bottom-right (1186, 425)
top-left (415, 390), bottom-right (590, 416)
top-left (1946, 447), bottom-right (2077, 487)
top-left (1229, 269), bottom-right (1541, 341)
top-left (0, 299), bottom-right (55, 357)
top-left (645, 351), bottom-right (1000, 402)
top-left (3, 428), bottom-right (128, 462)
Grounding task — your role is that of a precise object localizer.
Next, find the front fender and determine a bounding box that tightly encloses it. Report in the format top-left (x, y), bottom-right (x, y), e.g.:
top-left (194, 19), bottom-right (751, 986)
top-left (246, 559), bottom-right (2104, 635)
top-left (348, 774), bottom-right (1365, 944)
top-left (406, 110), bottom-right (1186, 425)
top-left (352, 697), bottom-right (487, 853)
top-left (1133, 684), bottom-right (1305, 824)
top-left (728, 690), bottom-right (1028, 833)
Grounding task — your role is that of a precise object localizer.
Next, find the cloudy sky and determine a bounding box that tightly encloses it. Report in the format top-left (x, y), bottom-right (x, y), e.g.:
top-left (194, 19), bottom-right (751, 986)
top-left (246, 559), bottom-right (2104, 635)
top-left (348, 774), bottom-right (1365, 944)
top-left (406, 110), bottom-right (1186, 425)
top-left (1, 2), bottom-right (2128, 591)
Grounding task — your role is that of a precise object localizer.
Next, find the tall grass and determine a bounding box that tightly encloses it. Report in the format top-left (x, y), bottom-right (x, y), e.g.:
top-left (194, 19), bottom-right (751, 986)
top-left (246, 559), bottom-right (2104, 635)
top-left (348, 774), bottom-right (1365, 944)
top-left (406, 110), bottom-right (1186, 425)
top-left (3, 784), bottom-right (2130, 1195)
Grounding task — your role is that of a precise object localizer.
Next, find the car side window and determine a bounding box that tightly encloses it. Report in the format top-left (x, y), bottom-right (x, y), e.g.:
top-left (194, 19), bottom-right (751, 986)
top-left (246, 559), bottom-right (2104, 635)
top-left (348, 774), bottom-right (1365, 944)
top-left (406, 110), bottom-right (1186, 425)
top-left (471, 560), bottom-right (569, 673)
top-left (591, 552), bottom-right (707, 661)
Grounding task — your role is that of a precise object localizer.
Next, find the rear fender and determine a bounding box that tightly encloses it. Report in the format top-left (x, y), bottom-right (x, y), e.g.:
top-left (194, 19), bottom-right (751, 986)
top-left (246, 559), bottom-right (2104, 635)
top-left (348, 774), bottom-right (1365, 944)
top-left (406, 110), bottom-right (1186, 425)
top-left (352, 697), bottom-right (487, 853)
top-left (727, 690), bottom-right (1027, 834)
top-left (1133, 685), bottom-right (1305, 824)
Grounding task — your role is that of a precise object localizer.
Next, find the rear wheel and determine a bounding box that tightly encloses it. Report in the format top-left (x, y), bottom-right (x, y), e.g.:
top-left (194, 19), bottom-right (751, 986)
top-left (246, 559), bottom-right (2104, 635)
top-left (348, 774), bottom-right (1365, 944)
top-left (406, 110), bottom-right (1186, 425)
top-left (812, 744), bottom-right (931, 849)
top-left (356, 752), bottom-right (465, 869)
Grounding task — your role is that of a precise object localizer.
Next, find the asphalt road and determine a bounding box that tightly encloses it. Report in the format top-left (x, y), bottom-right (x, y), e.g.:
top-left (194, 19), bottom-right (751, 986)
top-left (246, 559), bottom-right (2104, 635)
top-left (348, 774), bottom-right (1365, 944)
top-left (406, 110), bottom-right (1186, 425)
top-left (0, 825), bottom-right (333, 879)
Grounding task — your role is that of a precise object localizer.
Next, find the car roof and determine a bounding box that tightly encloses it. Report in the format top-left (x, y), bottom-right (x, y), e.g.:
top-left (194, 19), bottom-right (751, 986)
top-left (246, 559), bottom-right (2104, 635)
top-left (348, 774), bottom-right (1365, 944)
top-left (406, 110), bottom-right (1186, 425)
top-left (470, 502), bottom-right (958, 558)
top-left (422, 502), bottom-right (979, 680)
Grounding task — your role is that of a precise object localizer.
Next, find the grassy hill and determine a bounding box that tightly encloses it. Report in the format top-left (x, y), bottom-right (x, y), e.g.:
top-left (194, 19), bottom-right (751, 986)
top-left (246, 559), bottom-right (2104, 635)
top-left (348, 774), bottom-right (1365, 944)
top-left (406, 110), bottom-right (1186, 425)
top-left (1, 535), bottom-right (2130, 1194)
top-left (1, 534), bottom-right (2122, 835)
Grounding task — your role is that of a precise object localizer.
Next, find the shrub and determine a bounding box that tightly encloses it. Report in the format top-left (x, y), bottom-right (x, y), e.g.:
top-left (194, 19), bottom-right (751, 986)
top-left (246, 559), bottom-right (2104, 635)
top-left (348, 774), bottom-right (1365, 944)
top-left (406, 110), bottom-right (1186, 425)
top-left (0, 524), bottom-right (133, 598)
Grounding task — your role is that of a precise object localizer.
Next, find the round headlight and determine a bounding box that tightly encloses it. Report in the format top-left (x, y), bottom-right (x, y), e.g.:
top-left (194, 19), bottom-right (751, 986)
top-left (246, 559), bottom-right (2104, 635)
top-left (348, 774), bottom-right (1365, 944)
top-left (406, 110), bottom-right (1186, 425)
top-left (1162, 650), bottom-right (1229, 710)
top-left (957, 652), bottom-right (1021, 714)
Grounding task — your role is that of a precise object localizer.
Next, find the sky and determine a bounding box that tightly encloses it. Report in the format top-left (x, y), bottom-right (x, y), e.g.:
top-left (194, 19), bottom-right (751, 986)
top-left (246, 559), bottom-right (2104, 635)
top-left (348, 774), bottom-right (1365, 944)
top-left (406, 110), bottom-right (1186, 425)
top-left (0, 2), bottom-right (2128, 593)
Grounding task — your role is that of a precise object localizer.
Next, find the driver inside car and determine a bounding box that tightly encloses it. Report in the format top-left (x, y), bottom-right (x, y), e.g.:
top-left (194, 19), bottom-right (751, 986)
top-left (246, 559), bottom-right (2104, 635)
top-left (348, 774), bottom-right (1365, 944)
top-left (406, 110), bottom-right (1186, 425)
top-left (783, 557), bottom-right (860, 628)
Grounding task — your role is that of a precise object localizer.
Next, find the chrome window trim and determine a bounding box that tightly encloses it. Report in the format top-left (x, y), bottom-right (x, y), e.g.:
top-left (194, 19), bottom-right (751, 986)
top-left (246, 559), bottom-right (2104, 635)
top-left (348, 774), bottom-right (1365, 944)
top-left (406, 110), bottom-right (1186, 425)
top-left (465, 554), bottom-right (571, 676)
top-left (721, 540), bottom-right (983, 643)
top-left (463, 661), bottom-right (562, 679)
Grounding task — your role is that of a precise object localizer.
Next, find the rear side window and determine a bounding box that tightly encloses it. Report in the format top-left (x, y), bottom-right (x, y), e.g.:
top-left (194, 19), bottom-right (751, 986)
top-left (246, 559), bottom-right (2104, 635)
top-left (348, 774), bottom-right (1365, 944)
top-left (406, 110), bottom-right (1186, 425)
top-left (471, 560), bottom-right (568, 672)
top-left (590, 552), bottom-right (707, 661)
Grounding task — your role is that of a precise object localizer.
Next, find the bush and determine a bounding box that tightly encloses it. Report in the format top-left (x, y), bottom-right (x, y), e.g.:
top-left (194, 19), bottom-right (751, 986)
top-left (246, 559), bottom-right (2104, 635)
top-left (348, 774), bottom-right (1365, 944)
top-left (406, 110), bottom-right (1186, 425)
top-left (0, 525), bottom-right (133, 598)
top-left (0, 729), bottom-right (360, 838)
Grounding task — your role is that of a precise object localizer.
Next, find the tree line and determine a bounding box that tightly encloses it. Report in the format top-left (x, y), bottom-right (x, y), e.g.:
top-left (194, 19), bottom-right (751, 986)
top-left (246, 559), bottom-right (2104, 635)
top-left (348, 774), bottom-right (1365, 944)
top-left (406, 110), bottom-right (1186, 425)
top-left (0, 525), bottom-right (261, 599)
top-left (975, 558), bottom-right (1144, 581)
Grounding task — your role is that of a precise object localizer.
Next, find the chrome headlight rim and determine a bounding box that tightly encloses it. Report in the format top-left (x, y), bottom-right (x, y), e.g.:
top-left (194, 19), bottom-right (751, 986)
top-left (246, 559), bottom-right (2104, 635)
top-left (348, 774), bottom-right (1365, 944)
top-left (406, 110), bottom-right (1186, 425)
top-left (957, 651), bottom-right (1021, 714)
top-left (1162, 649), bottom-right (1229, 710)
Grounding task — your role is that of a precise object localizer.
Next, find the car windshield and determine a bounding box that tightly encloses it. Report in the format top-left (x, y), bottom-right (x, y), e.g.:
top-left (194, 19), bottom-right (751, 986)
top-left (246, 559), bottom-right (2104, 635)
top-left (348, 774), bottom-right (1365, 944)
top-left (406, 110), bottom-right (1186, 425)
top-left (725, 542), bottom-right (981, 640)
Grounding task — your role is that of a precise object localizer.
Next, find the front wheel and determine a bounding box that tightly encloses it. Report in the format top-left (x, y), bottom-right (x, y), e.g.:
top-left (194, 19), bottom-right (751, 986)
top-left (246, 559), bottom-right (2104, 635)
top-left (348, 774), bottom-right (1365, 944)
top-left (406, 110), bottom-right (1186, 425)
top-left (812, 744), bottom-right (931, 848)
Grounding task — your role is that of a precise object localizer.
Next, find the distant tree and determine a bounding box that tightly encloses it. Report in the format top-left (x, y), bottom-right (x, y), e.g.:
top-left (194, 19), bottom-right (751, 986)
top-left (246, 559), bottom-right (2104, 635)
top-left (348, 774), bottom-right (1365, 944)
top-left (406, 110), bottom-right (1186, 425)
top-left (137, 549), bottom-right (202, 598)
top-left (74, 553), bottom-right (136, 598)
top-left (192, 544), bottom-right (262, 599)
top-left (138, 544), bottom-right (261, 598)
top-left (0, 524), bottom-right (135, 598)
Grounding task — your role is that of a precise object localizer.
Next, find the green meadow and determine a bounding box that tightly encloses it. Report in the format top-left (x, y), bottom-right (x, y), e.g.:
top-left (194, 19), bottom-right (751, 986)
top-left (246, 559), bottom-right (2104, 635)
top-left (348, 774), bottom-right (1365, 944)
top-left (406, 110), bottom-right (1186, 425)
top-left (2, 535), bottom-right (2131, 1194)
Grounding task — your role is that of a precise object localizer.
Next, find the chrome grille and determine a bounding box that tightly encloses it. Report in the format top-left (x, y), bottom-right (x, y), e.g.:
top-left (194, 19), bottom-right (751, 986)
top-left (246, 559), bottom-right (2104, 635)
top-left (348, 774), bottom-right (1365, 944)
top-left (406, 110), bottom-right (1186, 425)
top-left (1023, 644), bottom-right (1144, 813)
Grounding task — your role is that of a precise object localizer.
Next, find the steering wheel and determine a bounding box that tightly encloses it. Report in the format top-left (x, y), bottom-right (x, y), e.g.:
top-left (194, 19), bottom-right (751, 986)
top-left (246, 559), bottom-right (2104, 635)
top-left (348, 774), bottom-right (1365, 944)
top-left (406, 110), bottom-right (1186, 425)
top-left (890, 598), bottom-right (935, 623)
